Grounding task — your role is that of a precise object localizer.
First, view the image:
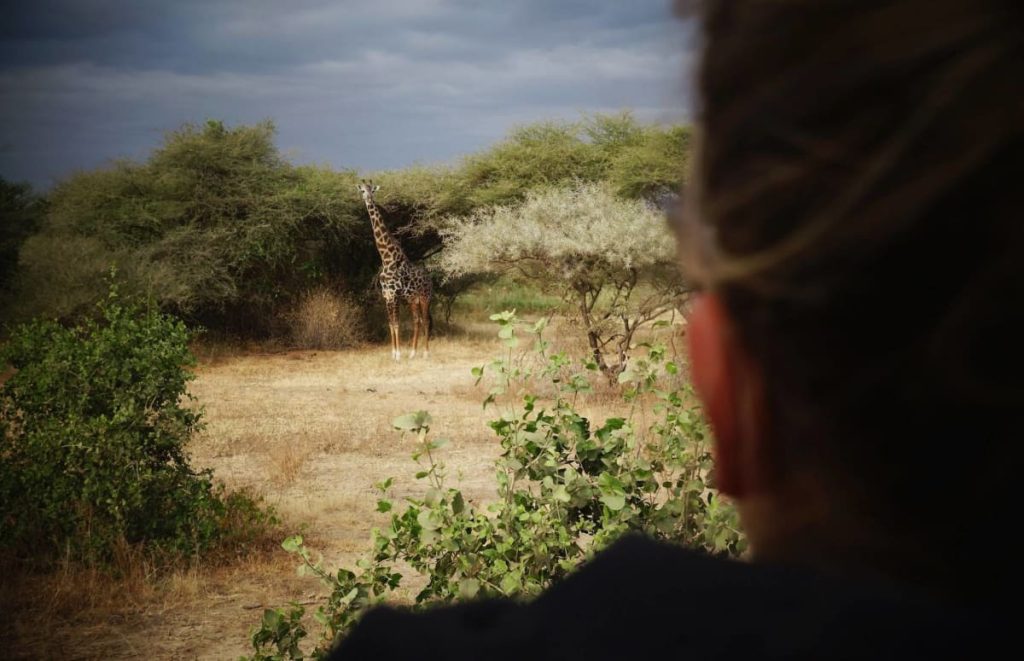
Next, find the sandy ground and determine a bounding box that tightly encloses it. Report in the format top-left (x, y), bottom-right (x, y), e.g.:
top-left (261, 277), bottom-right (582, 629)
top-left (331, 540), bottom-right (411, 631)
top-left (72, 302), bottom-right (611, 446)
top-left (6, 323), bottom-right (649, 660)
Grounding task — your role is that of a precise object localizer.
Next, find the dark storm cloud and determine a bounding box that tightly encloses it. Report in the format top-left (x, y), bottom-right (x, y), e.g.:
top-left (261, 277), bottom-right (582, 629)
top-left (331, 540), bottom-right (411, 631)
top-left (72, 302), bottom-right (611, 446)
top-left (0, 1), bottom-right (695, 189)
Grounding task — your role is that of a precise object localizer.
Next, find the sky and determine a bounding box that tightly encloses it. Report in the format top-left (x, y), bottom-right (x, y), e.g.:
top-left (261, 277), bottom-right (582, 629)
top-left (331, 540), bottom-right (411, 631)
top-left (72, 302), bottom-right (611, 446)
top-left (0, 0), bottom-right (696, 190)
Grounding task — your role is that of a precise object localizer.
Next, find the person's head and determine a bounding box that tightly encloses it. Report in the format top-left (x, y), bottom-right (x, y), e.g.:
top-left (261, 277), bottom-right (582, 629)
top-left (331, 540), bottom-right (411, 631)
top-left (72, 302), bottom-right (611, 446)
top-left (676, 0), bottom-right (1022, 601)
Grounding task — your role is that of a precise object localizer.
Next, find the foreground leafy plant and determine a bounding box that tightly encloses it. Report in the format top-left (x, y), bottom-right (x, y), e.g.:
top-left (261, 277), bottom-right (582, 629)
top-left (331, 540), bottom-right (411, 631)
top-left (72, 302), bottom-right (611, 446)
top-left (245, 312), bottom-right (742, 660)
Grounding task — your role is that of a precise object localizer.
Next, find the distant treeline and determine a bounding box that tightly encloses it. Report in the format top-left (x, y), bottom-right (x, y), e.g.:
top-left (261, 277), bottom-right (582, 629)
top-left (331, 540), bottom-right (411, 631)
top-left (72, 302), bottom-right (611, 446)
top-left (0, 113), bottom-right (690, 337)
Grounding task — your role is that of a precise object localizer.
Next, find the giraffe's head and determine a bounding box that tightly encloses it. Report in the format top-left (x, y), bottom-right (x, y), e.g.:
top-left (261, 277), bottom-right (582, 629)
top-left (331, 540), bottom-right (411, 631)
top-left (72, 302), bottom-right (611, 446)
top-left (357, 179), bottom-right (380, 203)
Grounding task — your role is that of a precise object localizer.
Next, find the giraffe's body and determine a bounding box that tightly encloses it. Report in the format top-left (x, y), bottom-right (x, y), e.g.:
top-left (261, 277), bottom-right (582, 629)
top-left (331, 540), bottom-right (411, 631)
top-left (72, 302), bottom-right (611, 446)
top-left (379, 259), bottom-right (433, 301)
top-left (358, 180), bottom-right (432, 360)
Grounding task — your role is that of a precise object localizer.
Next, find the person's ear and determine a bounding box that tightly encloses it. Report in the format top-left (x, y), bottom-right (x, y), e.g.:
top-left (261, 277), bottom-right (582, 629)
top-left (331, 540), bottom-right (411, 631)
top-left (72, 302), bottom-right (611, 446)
top-left (688, 293), bottom-right (769, 498)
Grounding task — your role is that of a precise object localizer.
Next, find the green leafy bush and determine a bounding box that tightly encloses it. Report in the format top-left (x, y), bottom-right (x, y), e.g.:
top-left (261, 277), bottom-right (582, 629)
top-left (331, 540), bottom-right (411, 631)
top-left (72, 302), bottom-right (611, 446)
top-left (607, 124), bottom-right (692, 200)
top-left (11, 121), bottom-right (364, 333)
top-left (0, 284), bottom-right (274, 565)
top-left (245, 312), bottom-right (742, 660)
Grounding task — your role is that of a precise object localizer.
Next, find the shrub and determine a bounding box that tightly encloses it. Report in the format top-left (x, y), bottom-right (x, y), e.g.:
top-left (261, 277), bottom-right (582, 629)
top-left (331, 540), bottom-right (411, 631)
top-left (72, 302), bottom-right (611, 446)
top-left (10, 121), bottom-right (364, 333)
top-left (288, 287), bottom-right (367, 350)
top-left (439, 183), bottom-right (689, 381)
top-left (0, 283), bottom-right (274, 565)
top-left (607, 124), bottom-right (693, 200)
top-left (454, 121), bottom-right (607, 210)
top-left (245, 313), bottom-right (742, 659)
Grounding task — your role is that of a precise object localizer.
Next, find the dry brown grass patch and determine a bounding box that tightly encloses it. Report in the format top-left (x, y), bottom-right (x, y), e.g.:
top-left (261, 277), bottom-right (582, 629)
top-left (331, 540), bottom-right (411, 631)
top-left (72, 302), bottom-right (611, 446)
top-left (288, 287), bottom-right (367, 350)
top-left (0, 536), bottom-right (299, 660)
top-left (265, 434), bottom-right (314, 486)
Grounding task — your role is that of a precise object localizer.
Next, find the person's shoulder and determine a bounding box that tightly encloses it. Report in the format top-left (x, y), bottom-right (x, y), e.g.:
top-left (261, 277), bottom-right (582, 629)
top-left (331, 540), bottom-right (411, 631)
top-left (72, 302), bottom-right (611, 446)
top-left (330, 535), bottom-right (712, 660)
top-left (328, 534), bottom-right (1001, 660)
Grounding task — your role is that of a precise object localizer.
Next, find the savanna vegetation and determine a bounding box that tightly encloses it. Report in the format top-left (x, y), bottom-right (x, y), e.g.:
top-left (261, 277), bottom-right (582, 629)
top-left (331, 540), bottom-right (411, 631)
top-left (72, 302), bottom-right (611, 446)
top-left (1, 112), bottom-right (689, 340)
top-left (0, 112), bottom-right (729, 659)
top-left (246, 314), bottom-right (742, 660)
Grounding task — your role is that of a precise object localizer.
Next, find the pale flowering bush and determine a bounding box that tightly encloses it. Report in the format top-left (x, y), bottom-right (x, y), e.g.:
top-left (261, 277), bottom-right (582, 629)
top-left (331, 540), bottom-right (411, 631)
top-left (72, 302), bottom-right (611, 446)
top-left (439, 184), bottom-right (689, 381)
top-left (439, 183), bottom-right (675, 279)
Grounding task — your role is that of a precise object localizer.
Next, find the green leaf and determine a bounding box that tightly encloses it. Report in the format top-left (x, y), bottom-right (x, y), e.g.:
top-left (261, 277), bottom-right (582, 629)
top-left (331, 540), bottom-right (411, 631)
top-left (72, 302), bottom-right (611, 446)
top-left (600, 494), bottom-right (626, 511)
top-left (376, 500), bottom-right (392, 513)
top-left (597, 472), bottom-right (625, 493)
top-left (393, 410), bottom-right (432, 431)
top-left (498, 325), bottom-right (515, 340)
top-left (419, 528), bottom-right (438, 545)
top-left (458, 578), bottom-right (480, 599)
top-left (281, 535), bottom-right (303, 553)
top-left (424, 488), bottom-right (442, 506)
top-left (551, 485), bottom-right (571, 503)
top-left (500, 572), bottom-right (521, 594)
top-left (262, 609), bottom-right (282, 629)
top-left (417, 510), bottom-right (441, 530)
top-left (489, 310), bottom-right (516, 322)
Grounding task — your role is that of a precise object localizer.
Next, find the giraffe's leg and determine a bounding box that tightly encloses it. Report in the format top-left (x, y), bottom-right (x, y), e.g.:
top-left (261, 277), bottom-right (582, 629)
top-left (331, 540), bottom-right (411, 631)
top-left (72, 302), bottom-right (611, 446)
top-left (420, 298), bottom-right (431, 359)
top-left (386, 298), bottom-right (400, 361)
top-left (409, 301), bottom-right (421, 359)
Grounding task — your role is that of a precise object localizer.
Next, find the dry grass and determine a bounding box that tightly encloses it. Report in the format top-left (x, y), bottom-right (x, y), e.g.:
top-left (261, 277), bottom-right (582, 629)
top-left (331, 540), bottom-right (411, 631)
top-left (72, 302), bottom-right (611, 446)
top-left (1, 552), bottom-right (312, 660)
top-left (287, 287), bottom-right (367, 350)
top-left (265, 434), bottom-right (314, 487)
top-left (5, 318), bottom-right (682, 659)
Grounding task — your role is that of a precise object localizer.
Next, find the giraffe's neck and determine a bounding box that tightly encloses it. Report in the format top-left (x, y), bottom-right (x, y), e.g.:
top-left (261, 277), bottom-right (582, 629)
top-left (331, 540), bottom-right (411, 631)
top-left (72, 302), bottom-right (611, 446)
top-left (364, 198), bottom-right (407, 267)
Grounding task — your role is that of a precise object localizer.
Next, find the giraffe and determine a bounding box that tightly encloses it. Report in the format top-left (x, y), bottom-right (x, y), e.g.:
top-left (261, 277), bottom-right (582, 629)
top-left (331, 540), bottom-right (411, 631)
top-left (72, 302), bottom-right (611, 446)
top-left (357, 179), bottom-right (433, 360)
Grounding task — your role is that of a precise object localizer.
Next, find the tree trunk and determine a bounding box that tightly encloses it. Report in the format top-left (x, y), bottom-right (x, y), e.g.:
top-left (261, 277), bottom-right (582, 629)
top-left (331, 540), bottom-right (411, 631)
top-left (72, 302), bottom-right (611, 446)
top-left (574, 285), bottom-right (620, 386)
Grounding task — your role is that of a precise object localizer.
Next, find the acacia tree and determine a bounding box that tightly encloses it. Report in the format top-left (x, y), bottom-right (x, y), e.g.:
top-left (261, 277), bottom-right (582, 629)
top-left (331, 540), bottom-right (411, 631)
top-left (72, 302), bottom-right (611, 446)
top-left (439, 183), bottom-right (688, 382)
top-left (11, 121), bottom-right (363, 332)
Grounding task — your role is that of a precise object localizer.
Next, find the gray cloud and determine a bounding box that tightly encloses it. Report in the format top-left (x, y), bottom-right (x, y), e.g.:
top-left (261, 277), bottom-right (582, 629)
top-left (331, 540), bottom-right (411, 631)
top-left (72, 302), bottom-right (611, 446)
top-left (0, 0), bottom-right (695, 189)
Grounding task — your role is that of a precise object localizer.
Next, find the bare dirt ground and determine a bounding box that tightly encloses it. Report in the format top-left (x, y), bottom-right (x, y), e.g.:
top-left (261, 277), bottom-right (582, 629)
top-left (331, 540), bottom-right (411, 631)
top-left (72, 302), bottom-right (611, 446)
top-left (6, 324), bottom-right (643, 660)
